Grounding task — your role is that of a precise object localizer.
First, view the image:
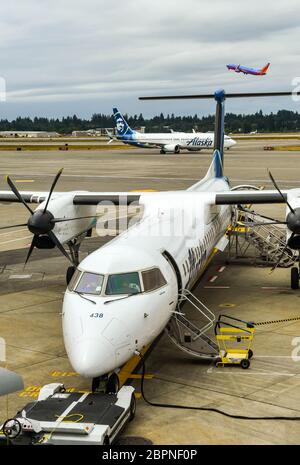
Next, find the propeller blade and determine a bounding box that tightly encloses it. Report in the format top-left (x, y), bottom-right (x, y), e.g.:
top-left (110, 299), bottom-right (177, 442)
top-left (6, 176), bottom-right (34, 215)
top-left (268, 170), bottom-right (295, 214)
top-left (25, 235), bottom-right (37, 265)
top-left (43, 168), bottom-right (63, 214)
top-left (47, 230), bottom-right (73, 264)
top-left (0, 223), bottom-right (27, 230)
top-left (270, 233), bottom-right (294, 273)
top-left (52, 215), bottom-right (98, 224)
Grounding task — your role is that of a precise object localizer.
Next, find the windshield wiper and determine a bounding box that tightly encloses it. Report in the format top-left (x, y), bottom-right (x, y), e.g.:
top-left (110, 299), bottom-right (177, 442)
top-left (73, 290), bottom-right (96, 305)
top-left (104, 292), bottom-right (143, 305)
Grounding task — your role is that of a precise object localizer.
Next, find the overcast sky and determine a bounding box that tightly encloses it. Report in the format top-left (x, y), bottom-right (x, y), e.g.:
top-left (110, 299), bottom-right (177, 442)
top-left (1, 0), bottom-right (300, 119)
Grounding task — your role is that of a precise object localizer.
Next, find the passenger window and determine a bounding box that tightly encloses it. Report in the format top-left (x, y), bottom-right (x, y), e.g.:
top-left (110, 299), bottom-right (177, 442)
top-left (142, 268), bottom-right (167, 292)
top-left (76, 272), bottom-right (104, 295)
top-left (106, 272), bottom-right (141, 295)
top-left (68, 268), bottom-right (81, 291)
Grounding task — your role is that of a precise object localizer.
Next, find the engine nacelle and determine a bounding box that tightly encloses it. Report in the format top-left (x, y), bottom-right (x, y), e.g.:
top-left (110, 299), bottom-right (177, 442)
top-left (187, 147), bottom-right (202, 152)
top-left (163, 144), bottom-right (180, 153)
top-left (35, 236), bottom-right (56, 249)
top-left (35, 193), bottom-right (96, 245)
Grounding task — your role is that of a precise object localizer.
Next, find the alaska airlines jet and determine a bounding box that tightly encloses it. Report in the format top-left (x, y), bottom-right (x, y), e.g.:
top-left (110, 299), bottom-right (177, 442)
top-left (226, 63), bottom-right (270, 76)
top-left (110, 108), bottom-right (236, 154)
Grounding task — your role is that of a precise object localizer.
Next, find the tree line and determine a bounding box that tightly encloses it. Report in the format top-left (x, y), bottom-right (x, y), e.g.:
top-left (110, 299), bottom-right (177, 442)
top-left (0, 109), bottom-right (299, 134)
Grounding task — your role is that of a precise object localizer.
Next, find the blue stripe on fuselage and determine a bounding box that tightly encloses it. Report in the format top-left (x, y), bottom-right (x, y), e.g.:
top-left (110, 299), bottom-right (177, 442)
top-left (116, 133), bottom-right (148, 148)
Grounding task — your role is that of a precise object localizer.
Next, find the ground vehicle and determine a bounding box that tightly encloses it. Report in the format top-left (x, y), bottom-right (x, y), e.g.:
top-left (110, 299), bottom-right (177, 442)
top-left (1, 383), bottom-right (136, 445)
top-left (214, 315), bottom-right (255, 368)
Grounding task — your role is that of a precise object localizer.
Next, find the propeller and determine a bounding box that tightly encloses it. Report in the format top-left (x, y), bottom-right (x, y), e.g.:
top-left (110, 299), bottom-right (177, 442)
top-left (265, 171), bottom-right (300, 271)
top-left (3, 169), bottom-right (97, 265)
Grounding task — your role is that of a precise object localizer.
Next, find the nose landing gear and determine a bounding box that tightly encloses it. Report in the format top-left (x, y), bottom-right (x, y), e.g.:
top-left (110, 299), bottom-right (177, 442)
top-left (291, 266), bottom-right (299, 290)
top-left (92, 373), bottom-right (120, 394)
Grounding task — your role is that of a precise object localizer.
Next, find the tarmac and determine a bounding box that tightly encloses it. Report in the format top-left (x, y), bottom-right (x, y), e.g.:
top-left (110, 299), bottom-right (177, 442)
top-left (1, 140), bottom-right (300, 444)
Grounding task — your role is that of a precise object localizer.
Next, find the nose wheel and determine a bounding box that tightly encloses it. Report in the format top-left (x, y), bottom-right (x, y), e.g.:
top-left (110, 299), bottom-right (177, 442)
top-left (92, 373), bottom-right (120, 394)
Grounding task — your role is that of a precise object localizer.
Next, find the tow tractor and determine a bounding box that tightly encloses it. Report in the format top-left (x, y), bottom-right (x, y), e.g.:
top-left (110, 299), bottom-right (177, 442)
top-left (0, 383), bottom-right (136, 445)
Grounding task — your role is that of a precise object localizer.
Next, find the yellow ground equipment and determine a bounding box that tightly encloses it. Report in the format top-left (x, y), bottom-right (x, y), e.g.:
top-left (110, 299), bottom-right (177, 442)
top-left (214, 315), bottom-right (255, 369)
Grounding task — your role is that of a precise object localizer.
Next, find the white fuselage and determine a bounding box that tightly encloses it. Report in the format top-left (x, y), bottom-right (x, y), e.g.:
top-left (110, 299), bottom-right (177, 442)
top-left (62, 176), bottom-right (231, 378)
top-left (117, 131), bottom-right (236, 152)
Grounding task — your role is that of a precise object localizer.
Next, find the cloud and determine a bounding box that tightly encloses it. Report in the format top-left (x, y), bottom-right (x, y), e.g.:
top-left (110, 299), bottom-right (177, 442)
top-left (1, 0), bottom-right (300, 117)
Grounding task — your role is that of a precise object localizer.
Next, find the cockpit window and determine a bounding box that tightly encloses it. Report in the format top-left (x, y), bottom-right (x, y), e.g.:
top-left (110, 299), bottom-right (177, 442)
top-left (106, 272), bottom-right (141, 295)
top-left (75, 272), bottom-right (104, 295)
top-left (68, 268), bottom-right (81, 291)
top-left (142, 268), bottom-right (167, 292)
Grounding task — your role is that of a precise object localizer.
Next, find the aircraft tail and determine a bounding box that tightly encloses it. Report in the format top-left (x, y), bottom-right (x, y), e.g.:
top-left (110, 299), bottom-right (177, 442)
top-left (188, 149), bottom-right (224, 191)
top-left (206, 149), bottom-right (223, 179)
top-left (112, 108), bottom-right (135, 137)
top-left (260, 63), bottom-right (270, 74)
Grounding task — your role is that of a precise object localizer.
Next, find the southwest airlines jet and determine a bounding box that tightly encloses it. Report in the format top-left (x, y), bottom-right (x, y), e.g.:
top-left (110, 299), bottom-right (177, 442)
top-left (226, 63), bottom-right (270, 76)
top-left (110, 108), bottom-right (236, 154)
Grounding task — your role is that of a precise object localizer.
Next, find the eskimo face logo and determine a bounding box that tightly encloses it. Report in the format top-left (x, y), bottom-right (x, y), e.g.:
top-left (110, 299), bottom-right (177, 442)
top-left (116, 118), bottom-right (125, 133)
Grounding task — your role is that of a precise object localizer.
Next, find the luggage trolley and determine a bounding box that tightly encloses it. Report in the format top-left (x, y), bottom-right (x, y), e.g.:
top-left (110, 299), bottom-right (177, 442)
top-left (214, 315), bottom-right (255, 369)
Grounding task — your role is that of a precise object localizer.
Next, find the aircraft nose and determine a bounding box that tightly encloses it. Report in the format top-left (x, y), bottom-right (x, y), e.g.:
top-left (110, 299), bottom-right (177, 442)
top-left (67, 338), bottom-right (117, 378)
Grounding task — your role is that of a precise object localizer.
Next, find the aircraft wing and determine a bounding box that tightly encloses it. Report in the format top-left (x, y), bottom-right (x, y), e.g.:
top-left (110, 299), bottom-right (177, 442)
top-left (0, 191), bottom-right (48, 203)
top-left (215, 190), bottom-right (287, 205)
top-left (0, 189), bottom-right (289, 206)
top-left (0, 190), bottom-right (141, 205)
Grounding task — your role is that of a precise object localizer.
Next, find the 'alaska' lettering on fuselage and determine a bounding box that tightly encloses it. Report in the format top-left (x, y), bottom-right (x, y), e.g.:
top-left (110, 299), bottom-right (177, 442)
top-left (187, 137), bottom-right (213, 147)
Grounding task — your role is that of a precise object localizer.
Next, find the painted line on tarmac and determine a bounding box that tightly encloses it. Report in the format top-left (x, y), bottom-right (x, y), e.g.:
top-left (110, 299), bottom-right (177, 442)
top-left (217, 266), bottom-right (226, 273)
top-left (0, 235), bottom-right (31, 245)
top-left (207, 368), bottom-right (295, 376)
top-left (261, 287), bottom-right (291, 290)
top-left (0, 228), bottom-right (27, 237)
top-left (208, 275), bottom-right (218, 283)
top-left (15, 179), bottom-right (34, 183)
top-left (9, 274), bottom-right (32, 279)
top-left (205, 285), bottom-right (230, 289)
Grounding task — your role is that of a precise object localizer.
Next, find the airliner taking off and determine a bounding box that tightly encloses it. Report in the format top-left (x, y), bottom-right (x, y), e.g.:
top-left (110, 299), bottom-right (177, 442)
top-left (109, 108), bottom-right (236, 154)
top-left (227, 63), bottom-right (270, 76)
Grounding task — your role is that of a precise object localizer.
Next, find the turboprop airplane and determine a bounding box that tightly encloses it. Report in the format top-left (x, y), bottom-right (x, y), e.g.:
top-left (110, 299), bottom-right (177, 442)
top-left (1, 89), bottom-right (300, 393)
top-left (108, 107), bottom-right (236, 154)
top-left (227, 63), bottom-right (270, 76)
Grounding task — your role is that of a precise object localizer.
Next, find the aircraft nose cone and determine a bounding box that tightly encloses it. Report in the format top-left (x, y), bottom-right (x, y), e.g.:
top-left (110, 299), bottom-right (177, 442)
top-left (67, 338), bottom-right (117, 378)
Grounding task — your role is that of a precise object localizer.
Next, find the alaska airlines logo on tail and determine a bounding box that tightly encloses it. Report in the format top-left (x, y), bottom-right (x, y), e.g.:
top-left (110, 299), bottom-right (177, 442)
top-left (116, 118), bottom-right (125, 134)
top-left (187, 137), bottom-right (213, 147)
